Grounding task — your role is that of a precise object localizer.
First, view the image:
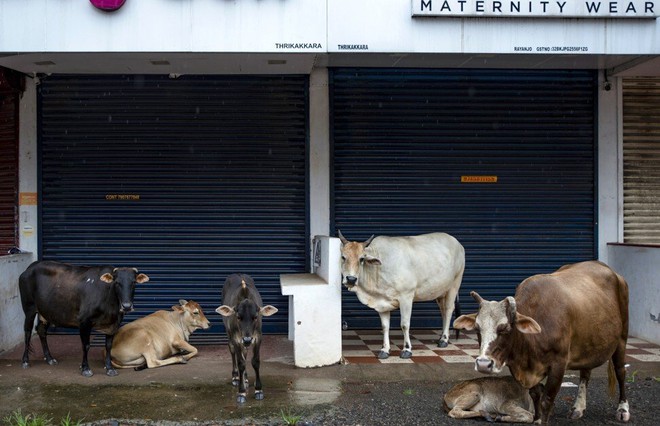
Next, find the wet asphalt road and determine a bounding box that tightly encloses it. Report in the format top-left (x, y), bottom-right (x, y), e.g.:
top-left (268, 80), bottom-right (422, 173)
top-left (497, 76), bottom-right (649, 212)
top-left (1, 335), bottom-right (659, 425)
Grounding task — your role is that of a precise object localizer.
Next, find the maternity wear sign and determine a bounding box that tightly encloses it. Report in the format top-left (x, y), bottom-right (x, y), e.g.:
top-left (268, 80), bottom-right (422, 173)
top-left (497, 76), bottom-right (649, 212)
top-left (412, 0), bottom-right (659, 17)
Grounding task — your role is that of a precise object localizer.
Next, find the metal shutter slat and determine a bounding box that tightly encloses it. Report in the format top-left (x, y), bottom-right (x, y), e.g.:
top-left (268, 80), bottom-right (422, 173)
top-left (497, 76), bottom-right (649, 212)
top-left (623, 77), bottom-right (660, 245)
top-left (39, 75), bottom-right (308, 339)
top-left (331, 68), bottom-right (596, 329)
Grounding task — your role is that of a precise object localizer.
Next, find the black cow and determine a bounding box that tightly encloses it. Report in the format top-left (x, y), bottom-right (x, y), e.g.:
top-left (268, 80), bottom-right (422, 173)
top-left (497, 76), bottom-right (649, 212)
top-left (19, 260), bottom-right (149, 377)
top-left (216, 273), bottom-right (277, 404)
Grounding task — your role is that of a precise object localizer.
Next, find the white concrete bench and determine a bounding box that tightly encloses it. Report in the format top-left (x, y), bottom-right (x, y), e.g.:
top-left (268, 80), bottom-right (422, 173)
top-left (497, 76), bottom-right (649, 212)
top-left (280, 236), bottom-right (342, 368)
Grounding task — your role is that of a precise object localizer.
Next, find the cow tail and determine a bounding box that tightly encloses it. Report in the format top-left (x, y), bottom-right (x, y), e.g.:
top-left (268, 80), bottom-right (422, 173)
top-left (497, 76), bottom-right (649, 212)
top-left (453, 294), bottom-right (461, 339)
top-left (607, 359), bottom-right (616, 398)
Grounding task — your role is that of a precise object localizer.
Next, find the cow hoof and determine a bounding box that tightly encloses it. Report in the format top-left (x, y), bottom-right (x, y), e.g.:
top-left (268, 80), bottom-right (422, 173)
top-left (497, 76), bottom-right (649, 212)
top-left (377, 350), bottom-right (389, 359)
top-left (105, 368), bottom-right (119, 377)
top-left (236, 394), bottom-right (247, 404)
top-left (569, 409), bottom-right (584, 420)
top-left (438, 340), bottom-right (449, 348)
top-left (22, 362), bottom-right (30, 369)
top-left (616, 401), bottom-right (630, 422)
top-left (616, 409), bottom-right (630, 422)
top-left (81, 368), bottom-right (94, 377)
top-left (399, 350), bottom-right (413, 359)
top-left (255, 391), bottom-right (264, 400)
top-left (569, 408), bottom-right (584, 420)
top-left (45, 358), bottom-right (58, 366)
top-left (480, 411), bottom-right (500, 422)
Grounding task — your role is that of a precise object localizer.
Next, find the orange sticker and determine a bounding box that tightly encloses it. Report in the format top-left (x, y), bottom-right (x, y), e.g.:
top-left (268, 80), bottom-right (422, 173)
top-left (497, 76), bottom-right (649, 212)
top-left (19, 192), bottom-right (37, 205)
top-left (461, 176), bottom-right (498, 183)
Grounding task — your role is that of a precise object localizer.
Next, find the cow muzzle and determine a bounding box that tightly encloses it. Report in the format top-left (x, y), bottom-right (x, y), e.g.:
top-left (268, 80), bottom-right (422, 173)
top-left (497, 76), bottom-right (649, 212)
top-left (475, 356), bottom-right (495, 373)
top-left (344, 276), bottom-right (358, 288)
top-left (475, 356), bottom-right (503, 374)
top-left (120, 302), bottom-right (134, 313)
top-left (242, 336), bottom-right (253, 347)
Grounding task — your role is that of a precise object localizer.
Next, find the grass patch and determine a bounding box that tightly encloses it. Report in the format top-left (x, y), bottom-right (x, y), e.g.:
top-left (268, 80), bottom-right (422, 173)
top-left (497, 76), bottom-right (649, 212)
top-left (3, 410), bottom-right (83, 426)
top-left (280, 407), bottom-right (303, 426)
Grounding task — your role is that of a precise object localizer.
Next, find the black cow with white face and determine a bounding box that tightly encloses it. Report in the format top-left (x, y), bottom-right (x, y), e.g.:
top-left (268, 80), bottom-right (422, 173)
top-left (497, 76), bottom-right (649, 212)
top-left (216, 273), bottom-right (277, 404)
top-left (19, 260), bottom-right (149, 377)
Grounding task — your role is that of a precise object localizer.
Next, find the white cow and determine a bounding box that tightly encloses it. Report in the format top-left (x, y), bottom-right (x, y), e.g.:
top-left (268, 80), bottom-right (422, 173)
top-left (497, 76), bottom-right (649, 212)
top-left (338, 231), bottom-right (465, 359)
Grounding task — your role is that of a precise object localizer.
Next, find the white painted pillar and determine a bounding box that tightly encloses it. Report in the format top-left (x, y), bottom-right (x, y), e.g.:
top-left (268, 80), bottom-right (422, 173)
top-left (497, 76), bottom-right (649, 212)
top-left (597, 73), bottom-right (623, 264)
top-left (18, 77), bottom-right (38, 260)
top-left (308, 67), bottom-right (330, 255)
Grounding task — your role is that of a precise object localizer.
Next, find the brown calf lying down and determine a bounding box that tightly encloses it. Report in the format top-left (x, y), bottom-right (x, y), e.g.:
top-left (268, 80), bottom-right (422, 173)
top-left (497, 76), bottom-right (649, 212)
top-left (444, 376), bottom-right (535, 423)
top-left (111, 300), bottom-right (210, 369)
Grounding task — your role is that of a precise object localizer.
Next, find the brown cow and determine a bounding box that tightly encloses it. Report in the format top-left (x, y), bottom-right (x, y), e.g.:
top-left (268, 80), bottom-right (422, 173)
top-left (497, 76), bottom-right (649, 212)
top-left (454, 261), bottom-right (630, 424)
top-left (111, 300), bottom-right (210, 369)
top-left (444, 376), bottom-right (535, 423)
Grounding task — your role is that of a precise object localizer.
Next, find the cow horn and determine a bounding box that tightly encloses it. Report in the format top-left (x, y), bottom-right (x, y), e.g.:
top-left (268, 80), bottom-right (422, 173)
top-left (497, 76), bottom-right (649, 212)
top-left (364, 235), bottom-right (375, 247)
top-left (112, 267), bottom-right (118, 273)
top-left (505, 296), bottom-right (517, 317)
top-left (337, 229), bottom-right (349, 244)
top-left (240, 278), bottom-right (250, 298)
top-left (470, 291), bottom-right (485, 304)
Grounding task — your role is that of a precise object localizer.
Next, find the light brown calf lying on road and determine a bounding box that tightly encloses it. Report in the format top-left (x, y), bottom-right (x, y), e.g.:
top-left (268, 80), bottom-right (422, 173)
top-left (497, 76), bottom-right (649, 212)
top-left (111, 300), bottom-right (210, 369)
top-left (444, 376), bottom-right (535, 423)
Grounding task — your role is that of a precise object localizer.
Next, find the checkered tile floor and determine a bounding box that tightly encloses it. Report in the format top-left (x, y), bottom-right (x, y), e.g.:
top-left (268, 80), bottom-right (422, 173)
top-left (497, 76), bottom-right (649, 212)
top-left (342, 329), bottom-right (660, 364)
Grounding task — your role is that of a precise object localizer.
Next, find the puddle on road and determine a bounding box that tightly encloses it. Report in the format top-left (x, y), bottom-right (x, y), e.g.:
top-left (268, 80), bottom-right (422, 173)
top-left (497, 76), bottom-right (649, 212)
top-left (1, 377), bottom-right (342, 423)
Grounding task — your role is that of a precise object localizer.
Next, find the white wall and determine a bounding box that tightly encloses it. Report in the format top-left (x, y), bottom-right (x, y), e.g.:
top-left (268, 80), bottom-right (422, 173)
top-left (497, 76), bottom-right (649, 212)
top-left (328, 0), bottom-right (660, 54)
top-left (1, 1), bottom-right (658, 55)
top-left (608, 244), bottom-right (660, 345)
top-left (0, 254), bottom-right (33, 354)
top-left (0, 78), bottom-right (38, 354)
top-left (0, 0), bottom-right (325, 53)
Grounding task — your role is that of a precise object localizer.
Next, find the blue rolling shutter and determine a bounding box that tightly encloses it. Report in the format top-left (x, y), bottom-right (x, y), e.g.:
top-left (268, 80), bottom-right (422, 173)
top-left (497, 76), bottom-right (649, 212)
top-left (331, 68), bottom-right (596, 329)
top-left (39, 75), bottom-right (308, 339)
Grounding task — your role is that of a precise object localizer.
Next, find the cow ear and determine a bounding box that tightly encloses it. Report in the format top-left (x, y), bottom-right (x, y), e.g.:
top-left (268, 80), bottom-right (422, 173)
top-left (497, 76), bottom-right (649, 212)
top-left (100, 273), bottom-right (114, 284)
top-left (136, 273), bottom-right (149, 284)
top-left (515, 313), bottom-right (542, 334)
top-left (216, 305), bottom-right (235, 317)
top-left (172, 305), bottom-right (184, 312)
top-left (364, 254), bottom-right (382, 266)
top-left (260, 305), bottom-right (278, 317)
top-left (453, 313), bottom-right (477, 331)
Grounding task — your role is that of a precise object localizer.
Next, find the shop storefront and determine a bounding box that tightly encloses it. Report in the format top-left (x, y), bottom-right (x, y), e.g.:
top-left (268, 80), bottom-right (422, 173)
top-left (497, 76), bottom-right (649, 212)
top-left (1, 0), bottom-right (658, 344)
